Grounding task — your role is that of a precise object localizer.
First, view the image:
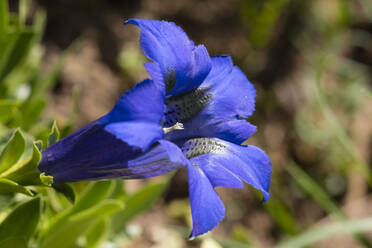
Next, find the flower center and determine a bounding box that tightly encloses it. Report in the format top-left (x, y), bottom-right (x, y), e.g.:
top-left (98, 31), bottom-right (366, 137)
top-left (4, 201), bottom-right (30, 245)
top-left (163, 88), bottom-right (211, 127)
top-left (162, 122), bottom-right (184, 134)
top-left (165, 69), bottom-right (177, 94)
top-left (181, 138), bottom-right (226, 159)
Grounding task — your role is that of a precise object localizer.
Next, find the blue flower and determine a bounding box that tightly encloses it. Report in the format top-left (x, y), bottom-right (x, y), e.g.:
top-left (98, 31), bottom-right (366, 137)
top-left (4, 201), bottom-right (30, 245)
top-left (38, 19), bottom-right (272, 238)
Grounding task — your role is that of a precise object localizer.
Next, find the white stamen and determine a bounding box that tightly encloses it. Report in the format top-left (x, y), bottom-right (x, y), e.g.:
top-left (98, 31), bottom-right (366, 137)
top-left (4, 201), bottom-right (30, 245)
top-left (163, 122), bottom-right (184, 134)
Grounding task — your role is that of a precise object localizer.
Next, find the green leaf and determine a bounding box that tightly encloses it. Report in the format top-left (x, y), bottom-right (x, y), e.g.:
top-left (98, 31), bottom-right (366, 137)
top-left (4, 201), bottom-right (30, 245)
top-left (85, 218), bottom-right (109, 248)
top-left (39, 181), bottom-right (116, 240)
top-left (0, 0), bottom-right (9, 44)
top-left (18, 0), bottom-right (30, 26)
top-left (215, 237), bottom-right (253, 248)
top-left (0, 237), bottom-right (27, 248)
top-left (1, 142), bottom-right (42, 185)
top-left (0, 178), bottom-right (33, 196)
top-left (0, 100), bottom-right (20, 123)
top-left (40, 173), bottom-right (53, 186)
top-left (31, 38), bottom-right (80, 100)
top-left (110, 180), bottom-right (127, 201)
top-left (19, 98), bottom-right (46, 131)
top-left (240, 0), bottom-right (290, 49)
top-left (34, 140), bottom-right (42, 150)
top-left (71, 181), bottom-right (115, 215)
top-left (288, 162), bottom-right (372, 247)
top-left (288, 162), bottom-right (342, 217)
top-left (264, 198), bottom-right (298, 236)
top-left (30, 8), bottom-right (46, 43)
top-left (275, 217), bottom-right (372, 248)
top-left (39, 199), bottom-right (123, 248)
top-left (111, 178), bottom-right (168, 233)
top-left (0, 196), bottom-right (41, 243)
top-left (0, 29), bottom-right (36, 81)
top-left (47, 120), bottom-right (60, 147)
top-left (0, 129), bottom-right (25, 174)
top-left (52, 182), bottom-right (75, 204)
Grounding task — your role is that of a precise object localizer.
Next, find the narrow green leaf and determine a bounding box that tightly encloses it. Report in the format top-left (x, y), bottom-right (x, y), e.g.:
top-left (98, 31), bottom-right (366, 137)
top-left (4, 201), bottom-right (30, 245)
top-left (0, 178), bottom-right (33, 196)
top-left (0, 100), bottom-right (20, 123)
top-left (0, 29), bottom-right (35, 81)
top-left (20, 98), bottom-right (46, 131)
top-left (0, 0), bottom-right (9, 40)
top-left (0, 129), bottom-right (26, 174)
top-left (264, 198), bottom-right (298, 235)
top-left (275, 217), bottom-right (372, 248)
top-left (18, 0), bottom-right (30, 26)
top-left (288, 162), bottom-right (342, 217)
top-left (40, 173), bottom-right (53, 186)
top-left (30, 9), bottom-right (46, 44)
top-left (2, 142), bottom-right (42, 185)
top-left (71, 181), bottom-right (115, 215)
top-left (288, 162), bottom-right (372, 247)
top-left (0, 237), bottom-right (27, 248)
top-left (34, 140), bottom-right (42, 151)
top-left (39, 200), bottom-right (123, 248)
top-left (59, 86), bottom-right (81, 139)
top-left (31, 39), bottom-right (80, 100)
top-left (215, 237), bottom-right (253, 248)
top-left (52, 182), bottom-right (75, 204)
top-left (85, 218), bottom-right (109, 248)
top-left (111, 179), bottom-right (168, 233)
top-left (47, 120), bottom-right (60, 147)
top-left (110, 180), bottom-right (127, 201)
top-left (39, 181), bottom-right (116, 242)
top-left (0, 196), bottom-right (41, 243)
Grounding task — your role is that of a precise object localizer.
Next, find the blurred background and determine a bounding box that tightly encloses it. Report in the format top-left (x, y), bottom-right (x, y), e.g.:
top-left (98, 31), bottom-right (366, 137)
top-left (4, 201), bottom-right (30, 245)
top-left (1, 0), bottom-right (372, 247)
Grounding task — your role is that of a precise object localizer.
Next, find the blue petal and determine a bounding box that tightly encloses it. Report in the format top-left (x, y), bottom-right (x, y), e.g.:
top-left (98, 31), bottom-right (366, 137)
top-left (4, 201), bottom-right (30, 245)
top-left (84, 139), bottom-right (188, 180)
top-left (125, 19), bottom-right (211, 96)
top-left (100, 78), bottom-right (164, 151)
top-left (165, 118), bottom-right (257, 145)
top-left (209, 66), bottom-right (256, 118)
top-left (39, 123), bottom-right (140, 182)
top-left (191, 56), bottom-right (256, 124)
top-left (200, 55), bottom-right (234, 88)
top-left (122, 140), bottom-right (189, 178)
top-left (39, 126), bottom-right (188, 182)
top-left (181, 138), bottom-right (271, 202)
top-left (187, 163), bottom-right (225, 238)
top-left (197, 159), bottom-right (244, 188)
top-left (144, 62), bottom-right (164, 89)
top-left (39, 78), bottom-right (168, 182)
top-left (163, 56), bottom-right (256, 144)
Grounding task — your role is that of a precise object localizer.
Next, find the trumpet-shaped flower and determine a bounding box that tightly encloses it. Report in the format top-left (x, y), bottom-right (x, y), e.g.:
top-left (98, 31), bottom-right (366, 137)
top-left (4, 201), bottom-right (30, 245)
top-left (38, 19), bottom-right (272, 238)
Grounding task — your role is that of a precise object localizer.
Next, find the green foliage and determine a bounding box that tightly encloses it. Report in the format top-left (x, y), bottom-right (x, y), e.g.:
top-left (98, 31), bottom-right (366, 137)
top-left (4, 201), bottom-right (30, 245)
top-left (0, 128), bottom-right (46, 197)
top-left (85, 218), bottom-right (109, 248)
top-left (52, 183), bottom-right (76, 204)
top-left (111, 178), bottom-right (169, 233)
top-left (47, 121), bottom-right (60, 149)
top-left (0, 129), bottom-right (25, 174)
top-left (240, 0), bottom-right (290, 49)
top-left (264, 197), bottom-right (298, 236)
top-left (0, 3), bottom-right (169, 246)
top-left (275, 218), bottom-right (372, 248)
top-left (0, 178), bottom-right (33, 196)
top-left (0, 237), bottom-right (27, 248)
top-left (288, 162), bottom-right (342, 217)
top-left (39, 199), bottom-right (123, 248)
top-left (0, 196), bottom-right (41, 244)
top-left (0, 0), bottom-right (76, 136)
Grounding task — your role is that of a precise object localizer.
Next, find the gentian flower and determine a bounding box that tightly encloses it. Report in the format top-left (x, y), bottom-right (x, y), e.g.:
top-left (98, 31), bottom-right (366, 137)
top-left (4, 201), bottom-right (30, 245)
top-left (38, 19), bottom-right (272, 238)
